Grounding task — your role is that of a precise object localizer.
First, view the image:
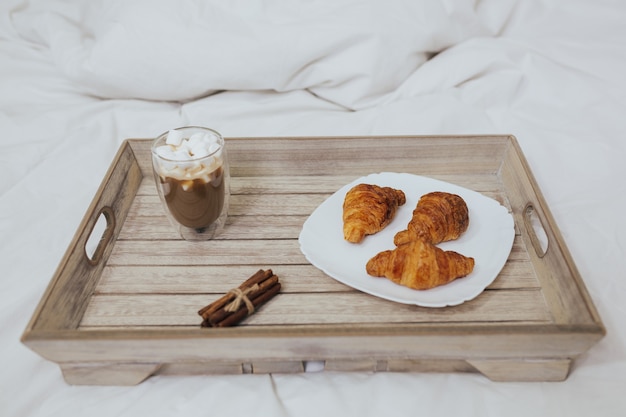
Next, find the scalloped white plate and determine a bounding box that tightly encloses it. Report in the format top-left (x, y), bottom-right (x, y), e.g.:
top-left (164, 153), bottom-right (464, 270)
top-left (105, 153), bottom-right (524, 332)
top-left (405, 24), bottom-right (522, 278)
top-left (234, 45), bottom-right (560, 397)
top-left (298, 172), bottom-right (515, 307)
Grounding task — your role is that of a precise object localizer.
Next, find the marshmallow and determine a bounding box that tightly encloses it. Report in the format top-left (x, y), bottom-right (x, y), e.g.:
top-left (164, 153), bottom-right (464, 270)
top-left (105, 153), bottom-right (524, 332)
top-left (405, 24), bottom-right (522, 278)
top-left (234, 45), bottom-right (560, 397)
top-left (172, 148), bottom-right (191, 161)
top-left (166, 166), bottom-right (185, 178)
top-left (187, 132), bottom-right (206, 148)
top-left (166, 129), bottom-right (184, 146)
top-left (189, 143), bottom-right (210, 158)
top-left (155, 131), bottom-right (223, 182)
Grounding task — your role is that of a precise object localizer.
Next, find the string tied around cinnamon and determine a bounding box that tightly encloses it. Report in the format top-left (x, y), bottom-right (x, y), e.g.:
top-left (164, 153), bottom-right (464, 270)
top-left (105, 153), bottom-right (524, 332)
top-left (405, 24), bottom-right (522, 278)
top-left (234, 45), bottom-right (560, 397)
top-left (225, 283), bottom-right (259, 315)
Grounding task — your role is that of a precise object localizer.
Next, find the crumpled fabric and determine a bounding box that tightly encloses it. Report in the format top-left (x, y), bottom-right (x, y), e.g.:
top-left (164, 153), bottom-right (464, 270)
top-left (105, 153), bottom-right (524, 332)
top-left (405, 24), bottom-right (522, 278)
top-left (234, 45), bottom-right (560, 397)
top-left (9, 0), bottom-right (517, 109)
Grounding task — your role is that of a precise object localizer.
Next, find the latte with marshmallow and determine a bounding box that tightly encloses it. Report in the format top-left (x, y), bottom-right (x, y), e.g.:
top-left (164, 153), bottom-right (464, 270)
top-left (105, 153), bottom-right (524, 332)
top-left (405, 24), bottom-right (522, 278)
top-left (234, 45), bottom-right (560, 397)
top-left (152, 129), bottom-right (226, 230)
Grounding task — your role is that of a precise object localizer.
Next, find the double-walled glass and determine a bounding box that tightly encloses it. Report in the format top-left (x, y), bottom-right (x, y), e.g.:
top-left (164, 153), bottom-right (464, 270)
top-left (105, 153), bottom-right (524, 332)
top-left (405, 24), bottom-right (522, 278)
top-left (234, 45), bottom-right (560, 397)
top-left (151, 126), bottom-right (230, 241)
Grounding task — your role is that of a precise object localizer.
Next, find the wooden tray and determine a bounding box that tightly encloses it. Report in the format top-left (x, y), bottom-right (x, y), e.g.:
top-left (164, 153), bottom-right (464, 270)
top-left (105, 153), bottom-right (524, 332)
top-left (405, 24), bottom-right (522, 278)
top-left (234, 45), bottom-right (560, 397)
top-left (21, 135), bottom-right (605, 385)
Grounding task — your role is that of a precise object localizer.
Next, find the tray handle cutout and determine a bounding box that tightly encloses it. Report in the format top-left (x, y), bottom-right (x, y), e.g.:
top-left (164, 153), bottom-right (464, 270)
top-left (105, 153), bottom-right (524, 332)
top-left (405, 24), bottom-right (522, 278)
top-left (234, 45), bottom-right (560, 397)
top-left (524, 203), bottom-right (549, 258)
top-left (85, 206), bottom-right (116, 265)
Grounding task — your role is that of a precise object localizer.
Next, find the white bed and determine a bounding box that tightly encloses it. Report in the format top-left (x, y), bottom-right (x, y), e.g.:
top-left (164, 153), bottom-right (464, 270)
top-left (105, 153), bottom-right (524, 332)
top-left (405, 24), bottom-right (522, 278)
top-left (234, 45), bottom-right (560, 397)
top-left (2, 0), bottom-right (625, 416)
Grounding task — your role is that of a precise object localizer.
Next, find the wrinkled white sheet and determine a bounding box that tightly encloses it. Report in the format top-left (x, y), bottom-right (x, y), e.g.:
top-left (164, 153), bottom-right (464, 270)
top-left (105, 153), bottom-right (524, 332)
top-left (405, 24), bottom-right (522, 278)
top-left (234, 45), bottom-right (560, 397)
top-left (1, 0), bottom-right (625, 416)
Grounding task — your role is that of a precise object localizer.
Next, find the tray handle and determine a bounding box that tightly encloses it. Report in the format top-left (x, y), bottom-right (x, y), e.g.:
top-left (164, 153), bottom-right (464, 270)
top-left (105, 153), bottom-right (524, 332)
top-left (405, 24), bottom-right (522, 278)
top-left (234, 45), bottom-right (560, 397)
top-left (523, 203), bottom-right (549, 258)
top-left (84, 206), bottom-right (116, 265)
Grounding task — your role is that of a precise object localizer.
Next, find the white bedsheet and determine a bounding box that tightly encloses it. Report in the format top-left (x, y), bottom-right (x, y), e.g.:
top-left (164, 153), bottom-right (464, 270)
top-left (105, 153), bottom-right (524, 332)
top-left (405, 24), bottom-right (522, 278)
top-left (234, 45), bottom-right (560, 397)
top-left (2, 0), bottom-right (625, 416)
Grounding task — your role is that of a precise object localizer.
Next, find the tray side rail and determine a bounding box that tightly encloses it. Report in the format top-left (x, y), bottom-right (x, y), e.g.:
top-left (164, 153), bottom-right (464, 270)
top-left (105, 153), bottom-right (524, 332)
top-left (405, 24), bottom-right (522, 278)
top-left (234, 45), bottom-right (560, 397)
top-left (500, 136), bottom-right (604, 331)
top-left (21, 140), bottom-right (143, 338)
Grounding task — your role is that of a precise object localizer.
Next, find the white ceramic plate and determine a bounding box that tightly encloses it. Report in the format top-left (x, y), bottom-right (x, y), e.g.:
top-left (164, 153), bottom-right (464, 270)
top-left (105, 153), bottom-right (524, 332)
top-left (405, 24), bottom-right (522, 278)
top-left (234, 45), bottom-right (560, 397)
top-left (298, 172), bottom-right (515, 307)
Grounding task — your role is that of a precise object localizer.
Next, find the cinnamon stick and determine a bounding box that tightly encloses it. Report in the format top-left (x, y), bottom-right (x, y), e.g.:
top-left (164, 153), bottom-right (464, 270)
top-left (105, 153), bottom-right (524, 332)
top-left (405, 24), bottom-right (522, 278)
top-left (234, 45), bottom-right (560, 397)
top-left (198, 269), bottom-right (271, 317)
top-left (198, 269), bottom-right (281, 328)
top-left (210, 281), bottom-right (281, 328)
top-left (205, 274), bottom-right (279, 325)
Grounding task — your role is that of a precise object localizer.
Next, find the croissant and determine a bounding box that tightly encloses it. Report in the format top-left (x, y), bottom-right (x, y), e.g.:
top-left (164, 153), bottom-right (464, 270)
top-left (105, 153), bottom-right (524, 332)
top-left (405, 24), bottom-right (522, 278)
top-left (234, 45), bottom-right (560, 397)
top-left (342, 183), bottom-right (406, 243)
top-left (394, 191), bottom-right (469, 246)
top-left (366, 239), bottom-right (475, 290)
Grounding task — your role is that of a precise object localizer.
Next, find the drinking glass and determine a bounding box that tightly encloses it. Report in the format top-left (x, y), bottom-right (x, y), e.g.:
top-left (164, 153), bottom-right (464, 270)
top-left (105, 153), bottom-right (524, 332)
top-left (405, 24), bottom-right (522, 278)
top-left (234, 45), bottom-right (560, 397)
top-left (151, 126), bottom-right (230, 241)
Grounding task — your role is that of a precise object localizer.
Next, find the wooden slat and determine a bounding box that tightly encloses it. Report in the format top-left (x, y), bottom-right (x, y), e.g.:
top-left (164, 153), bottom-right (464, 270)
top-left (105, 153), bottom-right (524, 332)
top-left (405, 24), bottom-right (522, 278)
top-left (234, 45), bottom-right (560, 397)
top-left (79, 289), bottom-right (551, 328)
top-left (228, 137), bottom-right (508, 177)
top-left (118, 214), bottom-right (307, 240)
top-left (94, 258), bottom-right (539, 295)
top-left (129, 191), bottom-right (508, 217)
top-left (128, 194), bottom-right (329, 217)
top-left (131, 176), bottom-right (507, 216)
top-left (137, 175), bottom-right (356, 195)
top-left (108, 239), bottom-right (306, 266)
top-left (489, 259), bottom-right (539, 289)
top-left (136, 174), bottom-right (507, 196)
top-left (96, 264), bottom-right (353, 294)
top-left (107, 234), bottom-right (529, 266)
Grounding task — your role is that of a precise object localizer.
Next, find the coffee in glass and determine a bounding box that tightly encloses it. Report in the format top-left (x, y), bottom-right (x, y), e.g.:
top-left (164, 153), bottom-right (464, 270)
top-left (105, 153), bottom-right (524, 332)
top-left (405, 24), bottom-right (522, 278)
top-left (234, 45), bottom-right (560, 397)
top-left (151, 127), bottom-right (229, 240)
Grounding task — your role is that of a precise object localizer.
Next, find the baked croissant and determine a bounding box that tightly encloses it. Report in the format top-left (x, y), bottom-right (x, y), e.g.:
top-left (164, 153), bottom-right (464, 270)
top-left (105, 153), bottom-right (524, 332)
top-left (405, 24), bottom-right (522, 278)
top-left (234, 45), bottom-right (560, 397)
top-left (394, 191), bottom-right (469, 246)
top-left (342, 183), bottom-right (406, 243)
top-left (366, 239), bottom-right (475, 290)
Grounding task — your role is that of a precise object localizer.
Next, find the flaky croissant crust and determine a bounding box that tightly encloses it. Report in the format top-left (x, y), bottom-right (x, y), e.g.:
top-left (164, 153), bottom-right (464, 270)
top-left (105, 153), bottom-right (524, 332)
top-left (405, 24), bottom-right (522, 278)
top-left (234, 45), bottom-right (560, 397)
top-left (342, 183), bottom-right (406, 243)
top-left (366, 239), bottom-right (475, 290)
top-left (394, 191), bottom-right (469, 246)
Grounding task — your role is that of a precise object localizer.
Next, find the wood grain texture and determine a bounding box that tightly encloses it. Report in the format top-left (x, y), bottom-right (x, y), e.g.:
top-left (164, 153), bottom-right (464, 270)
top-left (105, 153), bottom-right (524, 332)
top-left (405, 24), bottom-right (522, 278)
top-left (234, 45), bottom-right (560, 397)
top-left (60, 362), bottom-right (160, 386)
top-left (21, 135), bottom-right (605, 384)
top-left (24, 141), bottom-right (142, 331)
top-left (500, 141), bottom-right (601, 325)
top-left (468, 358), bottom-right (572, 382)
top-left (79, 290), bottom-right (551, 327)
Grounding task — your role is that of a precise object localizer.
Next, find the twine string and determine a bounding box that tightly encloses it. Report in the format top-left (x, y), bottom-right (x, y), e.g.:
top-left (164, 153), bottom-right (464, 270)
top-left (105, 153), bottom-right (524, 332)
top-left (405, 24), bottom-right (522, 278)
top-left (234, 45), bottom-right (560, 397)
top-left (224, 284), bottom-right (259, 315)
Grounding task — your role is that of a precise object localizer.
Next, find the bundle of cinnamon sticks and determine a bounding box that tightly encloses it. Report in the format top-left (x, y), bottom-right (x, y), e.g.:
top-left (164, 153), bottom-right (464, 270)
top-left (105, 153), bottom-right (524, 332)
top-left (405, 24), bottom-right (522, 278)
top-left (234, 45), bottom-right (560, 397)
top-left (198, 269), bottom-right (281, 327)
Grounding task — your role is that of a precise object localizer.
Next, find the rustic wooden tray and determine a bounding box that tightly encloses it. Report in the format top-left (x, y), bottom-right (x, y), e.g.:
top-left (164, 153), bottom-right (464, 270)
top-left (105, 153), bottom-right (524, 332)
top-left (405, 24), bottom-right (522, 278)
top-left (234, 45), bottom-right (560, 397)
top-left (21, 135), bottom-right (605, 385)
